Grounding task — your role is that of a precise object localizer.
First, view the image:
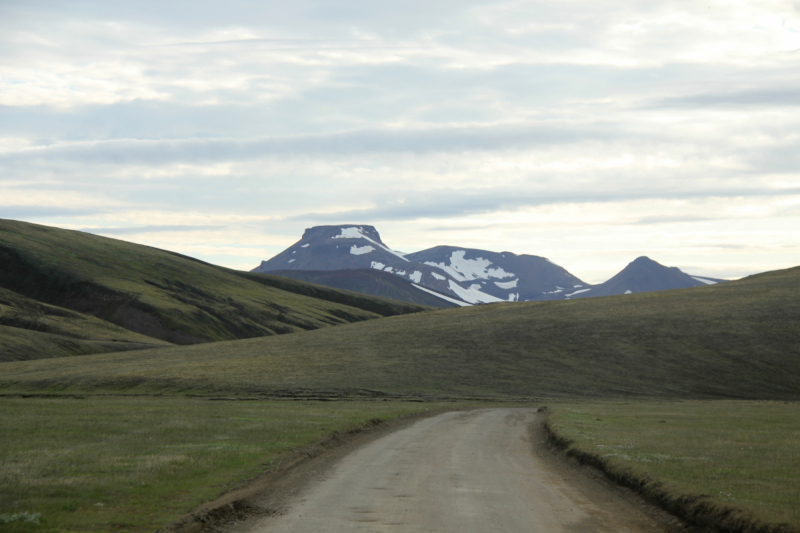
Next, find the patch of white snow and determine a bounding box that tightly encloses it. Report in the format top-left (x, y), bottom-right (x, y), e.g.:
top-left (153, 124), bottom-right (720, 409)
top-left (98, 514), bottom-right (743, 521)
top-left (431, 272), bottom-right (446, 281)
top-left (566, 288), bottom-right (591, 297)
top-left (624, 290), bottom-right (632, 294)
top-left (409, 271), bottom-right (422, 283)
top-left (288, 259), bottom-right (295, 264)
top-left (300, 244), bottom-right (309, 248)
top-left (447, 280), bottom-right (504, 304)
top-left (469, 283), bottom-right (482, 290)
top-left (384, 266), bottom-right (393, 272)
top-left (573, 284), bottom-right (582, 288)
top-left (495, 279), bottom-right (518, 289)
top-left (692, 276), bottom-right (717, 285)
top-left (412, 284), bottom-right (471, 307)
top-left (332, 227), bottom-right (409, 261)
top-left (424, 250), bottom-right (513, 282)
top-left (370, 261), bottom-right (386, 270)
top-left (395, 270), bottom-right (406, 276)
top-left (508, 293), bottom-right (519, 302)
top-left (350, 245), bottom-right (375, 255)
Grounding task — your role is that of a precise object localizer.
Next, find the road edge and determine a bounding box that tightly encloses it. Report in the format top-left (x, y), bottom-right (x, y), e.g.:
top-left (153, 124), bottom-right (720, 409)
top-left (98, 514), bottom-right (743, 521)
top-left (541, 408), bottom-right (798, 533)
top-left (156, 406), bottom-right (456, 533)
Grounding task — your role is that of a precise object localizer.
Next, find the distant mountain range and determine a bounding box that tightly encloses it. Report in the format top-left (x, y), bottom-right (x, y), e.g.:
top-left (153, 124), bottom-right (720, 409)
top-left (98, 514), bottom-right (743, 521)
top-left (252, 225), bottom-right (727, 307)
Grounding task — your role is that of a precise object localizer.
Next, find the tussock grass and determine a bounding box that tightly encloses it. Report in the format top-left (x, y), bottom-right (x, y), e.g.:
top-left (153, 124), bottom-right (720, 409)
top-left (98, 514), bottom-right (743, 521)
top-left (2, 265), bottom-right (798, 400)
top-left (546, 401), bottom-right (800, 532)
top-left (0, 396), bottom-right (447, 533)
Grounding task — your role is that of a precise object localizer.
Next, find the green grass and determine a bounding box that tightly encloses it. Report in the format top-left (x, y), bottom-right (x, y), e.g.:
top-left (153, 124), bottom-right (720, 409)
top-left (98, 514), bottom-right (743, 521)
top-left (0, 219), bottom-right (430, 351)
top-left (0, 396), bottom-right (455, 533)
top-left (0, 287), bottom-right (172, 362)
top-left (2, 265), bottom-right (798, 400)
top-left (546, 401), bottom-right (800, 532)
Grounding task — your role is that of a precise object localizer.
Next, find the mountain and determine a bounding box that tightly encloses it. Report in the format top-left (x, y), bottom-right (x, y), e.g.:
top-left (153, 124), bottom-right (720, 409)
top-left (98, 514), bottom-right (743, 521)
top-left (0, 219), bottom-right (430, 356)
top-left (405, 246), bottom-right (587, 302)
top-left (265, 269), bottom-right (461, 308)
top-left (569, 256), bottom-right (721, 299)
top-left (252, 225), bottom-right (589, 305)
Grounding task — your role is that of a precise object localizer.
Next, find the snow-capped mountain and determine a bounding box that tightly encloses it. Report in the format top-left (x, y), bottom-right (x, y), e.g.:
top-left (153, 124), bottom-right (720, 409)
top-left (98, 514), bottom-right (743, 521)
top-left (252, 225), bottom-right (590, 306)
top-left (405, 246), bottom-right (586, 303)
top-left (568, 256), bottom-right (723, 299)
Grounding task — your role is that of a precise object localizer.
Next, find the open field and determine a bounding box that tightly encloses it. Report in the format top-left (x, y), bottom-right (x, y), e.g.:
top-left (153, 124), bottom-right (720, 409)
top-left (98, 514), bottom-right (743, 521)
top-left (546, 401), bottom-right (800, 532)
top-left (0, 396), bottom-right (460, 533)
top-left (0, 219), bottom-right (429, 353)
top-left (2, 265), bottom-right (798, 399)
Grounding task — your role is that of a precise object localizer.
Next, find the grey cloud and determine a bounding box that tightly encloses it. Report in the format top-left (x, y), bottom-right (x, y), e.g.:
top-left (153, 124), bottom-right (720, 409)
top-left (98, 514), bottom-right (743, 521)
top-left (0, 206), bottom-right (107, 219)
top-left (80, 224), bottom-right (225, 235)
top-left (0, 123), bottom-right (624, 166)
top-left (291, 185), bottom-right (800, 223)
top-left (652, 88), bottom-right (800, 109)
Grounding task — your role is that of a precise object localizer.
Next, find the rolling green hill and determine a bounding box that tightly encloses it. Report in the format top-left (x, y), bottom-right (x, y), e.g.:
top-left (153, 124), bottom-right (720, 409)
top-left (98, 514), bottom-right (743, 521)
top-left (0, 286), bottom-right (172, 362)
top-left (2, 264), bottom-right (798, 400)
top-left (0, 219), bottom-right (430, 351)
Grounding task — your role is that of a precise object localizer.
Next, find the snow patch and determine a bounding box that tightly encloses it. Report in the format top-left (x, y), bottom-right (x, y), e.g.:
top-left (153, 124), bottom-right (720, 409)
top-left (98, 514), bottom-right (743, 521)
top-left (409, 271), bottom-right (422, 283)
top-left (412, 284), bottom-right (471, 307)
top-left (624, 290), bottom-right (632, 294)
top-left (495, 279), bottom-right (518, 289)
top-left (573, 284), bottom-right (582, 288)
top-left (292, 251), bottom-right (295, 254)
top-left (692, 276), bottom-right (717, 285)
top-left (395, 270), bottom-right (406, 276)
top-left (431, 272), bottom-right (446, 281)
top-left (447, 280), bottom-right (504, 304)
top-left (469, 283), bottom-right (482, 290)
top-left (370, 261), bottom-right (386, 270)
top-left (566, 288), bottom-right (591, 297)
top-left (350, 245), bottom-right (375, 255)
top-left (288, 259), bottom-right (295, 264)
top-left (332, 226), bottom-right (409, 262)
top-left (508, 293), bottom-right (519, 302)
top-left (300, 244), bottom-right (309, 248)
top-left (384, 266), bottom-right (393, 272)
top-left (424, 250), bottom-right (513, 282)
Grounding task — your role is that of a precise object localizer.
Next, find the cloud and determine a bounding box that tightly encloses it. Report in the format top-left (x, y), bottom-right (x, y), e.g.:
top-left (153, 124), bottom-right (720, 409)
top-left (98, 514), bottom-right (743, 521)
top-left (652, 88), bottom-right (800, 108)
top-left (80, 224), bottom-right (225, 235)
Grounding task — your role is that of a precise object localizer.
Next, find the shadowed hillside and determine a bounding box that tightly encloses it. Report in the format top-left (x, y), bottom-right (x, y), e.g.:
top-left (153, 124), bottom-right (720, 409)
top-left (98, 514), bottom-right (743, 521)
top-left (0, 219), bottom-right (430, 350)
top-left (3, 265), bottom-right (798, 400)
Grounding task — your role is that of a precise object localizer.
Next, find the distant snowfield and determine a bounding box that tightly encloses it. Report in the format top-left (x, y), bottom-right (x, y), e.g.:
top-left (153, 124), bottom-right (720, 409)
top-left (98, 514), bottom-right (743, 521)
top-left (333, 227), bottom-right (409, 262)
top-left (350, 245), bottom-right (375, 255)
top-left (431, 272), bottom-right (446, 281)
top-left (566, 288), bottom-right (591, 297)
top-left (409, 271), bottom-right (422, 283)
top-left (448, 279), bottom-right (504, 304)
top-left (425, 250), bottom-right (514, 283)
top-left (494, 279), bottom-right (518, 289)
top-left (412, 284), bottom-right (471, 307)
top-left (692, 276), bottom-right (717, 285)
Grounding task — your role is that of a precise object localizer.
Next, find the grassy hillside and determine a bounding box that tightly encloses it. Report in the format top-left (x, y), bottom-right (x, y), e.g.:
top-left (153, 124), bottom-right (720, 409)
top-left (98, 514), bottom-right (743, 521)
top-left (265, 269), bottom-right (458, 308)
top-left (2, 265), bottom-right (797, 399)
top-left (0, 219), bottom-right (429, 349)
top-left (0, 287), bottom-right (172, 362)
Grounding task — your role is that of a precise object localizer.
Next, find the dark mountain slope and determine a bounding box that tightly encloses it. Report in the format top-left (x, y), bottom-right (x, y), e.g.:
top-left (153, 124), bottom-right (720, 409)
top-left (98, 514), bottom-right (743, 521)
top-left (266, 269), bottom-right (459, 308)
top-left (406, 245), bottom-right (587, 302)
top-left (0, 219), bottom-right (427, 348)
top-left (5, 265), bottom-right (798, 400)
top-left (571, 256), bottom-right (711, 298)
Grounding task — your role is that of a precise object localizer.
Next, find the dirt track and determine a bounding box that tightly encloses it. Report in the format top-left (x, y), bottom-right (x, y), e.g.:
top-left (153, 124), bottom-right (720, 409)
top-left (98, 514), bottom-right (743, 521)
top-left (243, 408), bottom-right (685, 533)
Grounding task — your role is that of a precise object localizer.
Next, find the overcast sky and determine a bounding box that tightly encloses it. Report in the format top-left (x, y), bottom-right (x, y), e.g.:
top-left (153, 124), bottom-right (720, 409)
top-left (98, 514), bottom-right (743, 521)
top-left (2, 0), bottom-right (799, 282)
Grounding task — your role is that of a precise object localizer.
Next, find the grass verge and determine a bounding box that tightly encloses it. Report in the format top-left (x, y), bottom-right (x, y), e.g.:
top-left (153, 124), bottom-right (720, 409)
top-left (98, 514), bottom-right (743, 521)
top-left (545, 401), bottom-right (800, 533)
top-left (0, 396), bottom-right (457, 533)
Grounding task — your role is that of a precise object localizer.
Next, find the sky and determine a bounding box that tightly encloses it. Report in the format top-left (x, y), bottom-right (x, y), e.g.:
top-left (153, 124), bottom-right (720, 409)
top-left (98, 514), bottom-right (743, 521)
top-left (1, 0), bottom-right (799, 283)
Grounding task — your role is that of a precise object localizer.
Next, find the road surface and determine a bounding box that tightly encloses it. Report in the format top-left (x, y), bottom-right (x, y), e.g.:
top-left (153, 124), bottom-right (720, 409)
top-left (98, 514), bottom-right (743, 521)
top-left (248, 408), bottom-right (677, 533)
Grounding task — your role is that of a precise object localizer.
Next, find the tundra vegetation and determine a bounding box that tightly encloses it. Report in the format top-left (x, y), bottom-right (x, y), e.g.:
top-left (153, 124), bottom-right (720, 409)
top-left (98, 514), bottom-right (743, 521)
top-left (0, 219), bottom-right (798, 532)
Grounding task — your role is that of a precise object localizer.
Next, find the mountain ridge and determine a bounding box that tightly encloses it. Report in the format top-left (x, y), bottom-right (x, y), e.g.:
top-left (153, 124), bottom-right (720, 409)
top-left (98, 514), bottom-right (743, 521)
top-left (253, 224), bottom-right (727, 306)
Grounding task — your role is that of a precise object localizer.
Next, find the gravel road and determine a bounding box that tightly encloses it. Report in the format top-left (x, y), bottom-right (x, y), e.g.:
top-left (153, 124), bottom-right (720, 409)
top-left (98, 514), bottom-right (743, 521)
top-left (248, 408), bottom-right (678, 533)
